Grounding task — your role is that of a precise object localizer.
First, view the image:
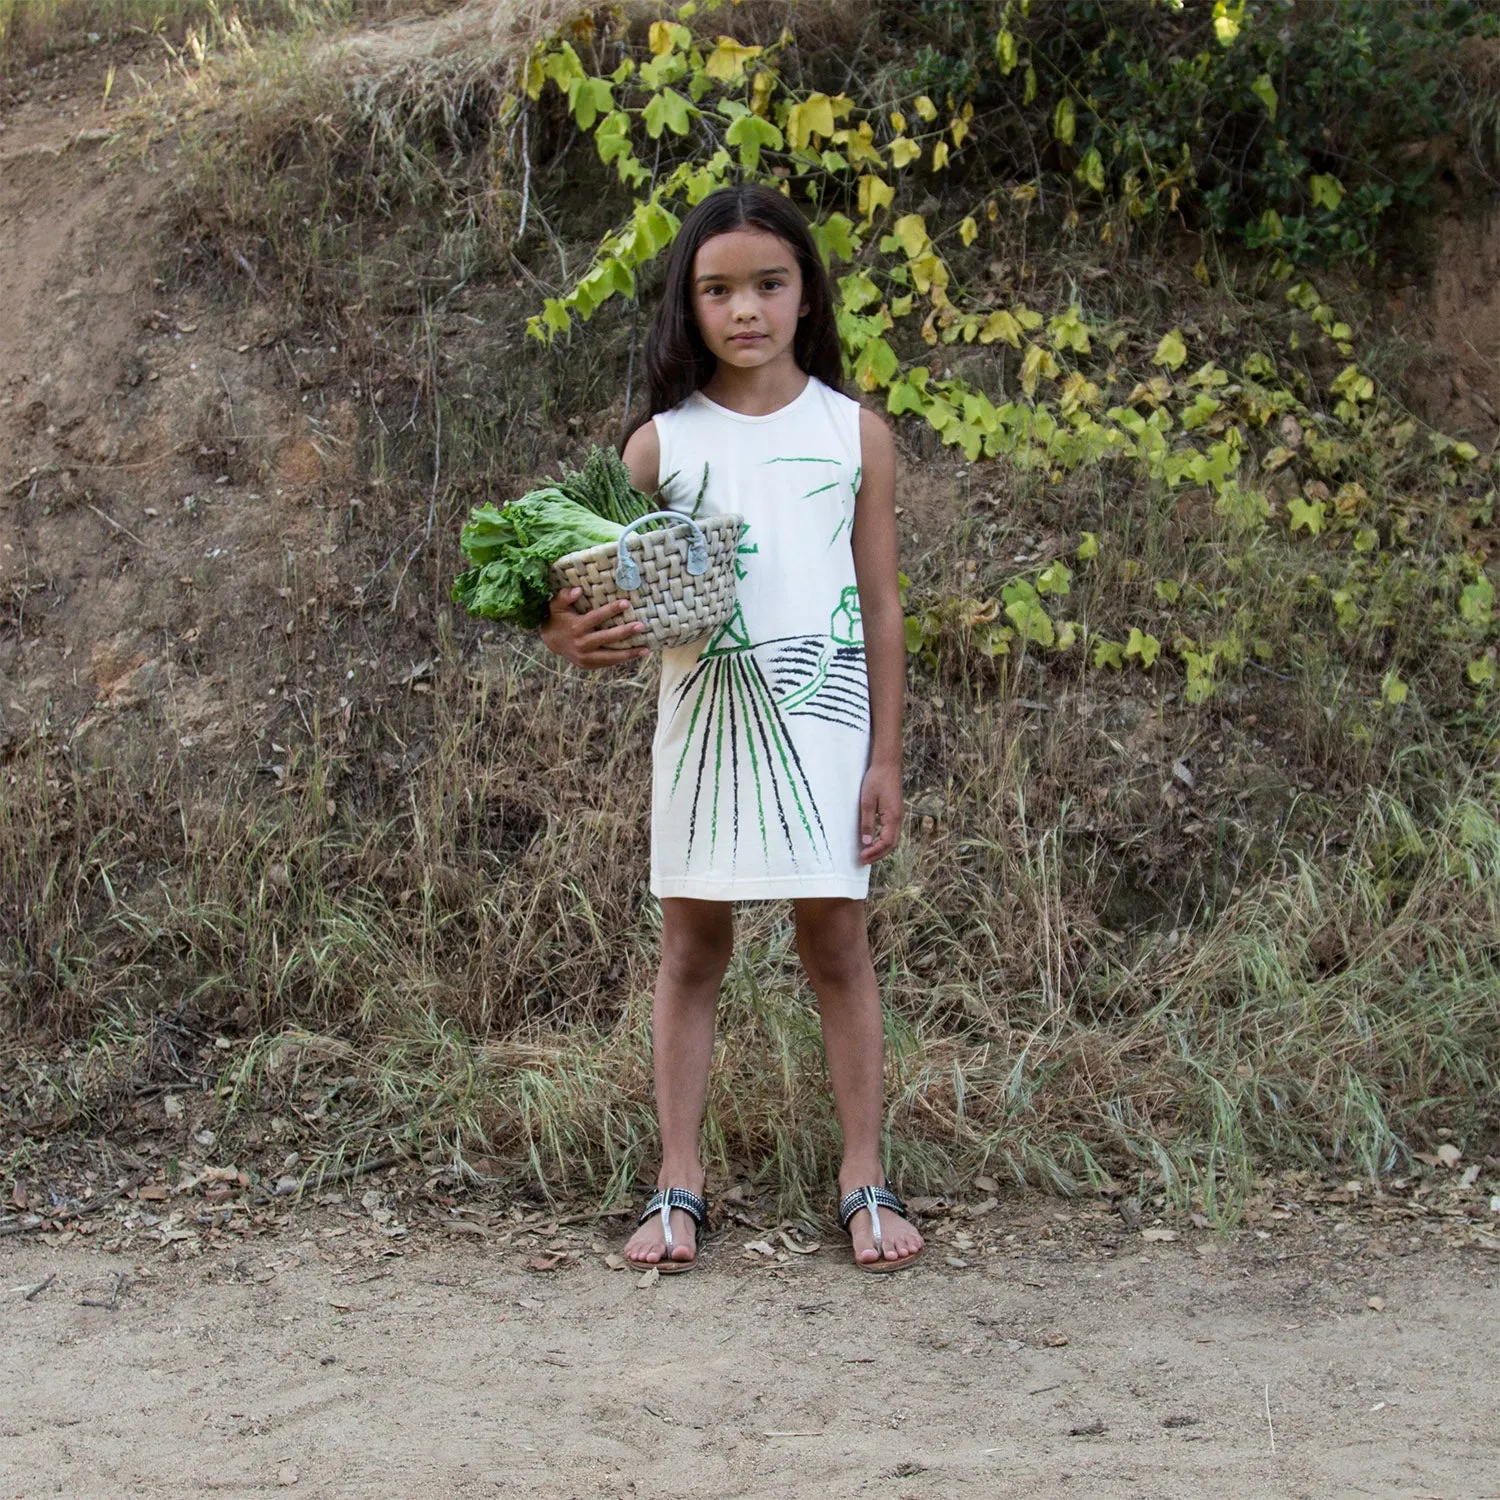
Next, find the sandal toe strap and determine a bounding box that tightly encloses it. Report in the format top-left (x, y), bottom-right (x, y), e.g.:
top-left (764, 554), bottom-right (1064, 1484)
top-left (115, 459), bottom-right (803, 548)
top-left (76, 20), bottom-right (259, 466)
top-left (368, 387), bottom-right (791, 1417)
top-left (639, 1187), bottom-right (709, 1248)
top-left (838, 1185), bottom-right (908, 1257)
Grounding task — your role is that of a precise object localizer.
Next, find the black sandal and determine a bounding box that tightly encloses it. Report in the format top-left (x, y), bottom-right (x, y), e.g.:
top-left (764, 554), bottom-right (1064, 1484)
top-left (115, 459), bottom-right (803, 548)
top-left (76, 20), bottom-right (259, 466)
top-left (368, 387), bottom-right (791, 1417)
top-left (838, 1185), bottom-right (922, 1273)
top-left (629, 1187), bottom-right (708, 1275)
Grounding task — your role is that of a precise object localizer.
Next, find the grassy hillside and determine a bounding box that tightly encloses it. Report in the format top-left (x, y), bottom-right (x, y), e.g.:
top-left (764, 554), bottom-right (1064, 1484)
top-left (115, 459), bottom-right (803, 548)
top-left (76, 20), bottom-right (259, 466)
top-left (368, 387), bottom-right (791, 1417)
top-left (3, 0), bottom-right (1497, 1217)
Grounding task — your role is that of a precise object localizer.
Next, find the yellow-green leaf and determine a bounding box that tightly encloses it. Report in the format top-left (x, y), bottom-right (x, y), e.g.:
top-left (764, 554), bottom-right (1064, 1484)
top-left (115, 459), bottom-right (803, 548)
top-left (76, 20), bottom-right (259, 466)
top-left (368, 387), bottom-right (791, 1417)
top-left (1077, 531), bottom-right (1100, 562)
top-left (1052, 96), bottom-right (1075, 145)
top-left (1251, 71), bottom-right (1278, 119)
top-left (1076, 146), bottom-right (1105, 192)
top-left (931, 140), bottom-right (950, 172)
top-left (1381, 670), bottom-right (1408, 707)
top-left (1153, 329), bottom-right (1188, 371)
top-left (958, 216), bottom-right (978, 248)
top-left (891, 213), bottom-right (929, 258)
top-left (786, 92), bottom-right (836, 150)
top-left (1125, 627), bottom-right (1161, 667)
top-left (1309, 173), bottom-right (1345, 211)
top-left (995, 28), bottom-right (1018, 73)
top-left (887, 136), bottom-right (921, 169)
top-left (858, 174), bottom-right (894, 219)
top-left (978, 309), bottom-right (1023, 347)
top-left (704, 36), bottom-right (762, 82)
top-left (913, 94), bottom-right (938, 122)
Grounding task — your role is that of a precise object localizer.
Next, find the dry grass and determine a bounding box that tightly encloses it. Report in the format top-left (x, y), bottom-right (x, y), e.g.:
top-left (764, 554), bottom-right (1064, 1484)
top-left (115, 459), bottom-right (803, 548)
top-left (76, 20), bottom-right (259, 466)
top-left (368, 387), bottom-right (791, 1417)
top-left (5, 601), bottom-right (1497, 1214)
top-left (4, 1), bottom-right (1497, 1218)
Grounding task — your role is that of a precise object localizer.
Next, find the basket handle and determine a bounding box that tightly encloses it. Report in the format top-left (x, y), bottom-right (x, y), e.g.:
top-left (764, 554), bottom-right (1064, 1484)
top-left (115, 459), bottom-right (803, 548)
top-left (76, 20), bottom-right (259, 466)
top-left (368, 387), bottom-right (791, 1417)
top-left (614, 510), bottom-right (709, 591)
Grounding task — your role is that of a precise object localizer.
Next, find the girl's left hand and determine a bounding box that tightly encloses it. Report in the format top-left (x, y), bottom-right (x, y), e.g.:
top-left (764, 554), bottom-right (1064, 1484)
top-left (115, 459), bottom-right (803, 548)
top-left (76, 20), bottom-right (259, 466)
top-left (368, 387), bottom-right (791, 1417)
top-left (858, 762), bottom-right (903, 864)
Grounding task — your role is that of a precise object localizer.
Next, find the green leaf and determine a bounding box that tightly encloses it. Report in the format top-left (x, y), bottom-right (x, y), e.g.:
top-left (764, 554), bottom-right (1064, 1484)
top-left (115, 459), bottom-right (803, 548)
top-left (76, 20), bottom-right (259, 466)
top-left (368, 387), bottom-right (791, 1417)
top-left (1077, 531), bottom-right (1099, 562)
top-left (1381, 670), bottom-right (1408, 707)
top-left (838, 271), bottom-right (882, 313)
top-left (854, 336), bottom-right (899, 392)
top-left (811, 211), bottom-right (858, 266)
top-left (995, 28), bottom-right (1018, 74)
top-left (1092, 638), bottom-right (1124, 670)
top-left (1460, 574), bottom-right (1495, 627)
top-left (904, 615), bottom-right (925, 654)
top-left (1468, 655), bottom-right (1497, 688)
top-left (1002, 579), bottom-right (1055, 647)
top-left (1125, 627), bottom-right (1161, 667)
top-left (644, 88), bottom-right (693, 138)
top-left (1287, 496), bottom-right (1325, 535)
top-left (725, 111), bottom-right (782, 170)
top-left (1251, 71), bottom-right (1278, 119)
top-left (1036, 560), bottom-right (1072, 596)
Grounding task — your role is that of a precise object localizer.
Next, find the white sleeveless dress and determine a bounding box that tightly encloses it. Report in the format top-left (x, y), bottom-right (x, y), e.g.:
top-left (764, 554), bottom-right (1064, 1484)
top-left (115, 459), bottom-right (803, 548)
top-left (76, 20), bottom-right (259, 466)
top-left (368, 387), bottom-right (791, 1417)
top-left (650, 376), bottom-right (871, 901)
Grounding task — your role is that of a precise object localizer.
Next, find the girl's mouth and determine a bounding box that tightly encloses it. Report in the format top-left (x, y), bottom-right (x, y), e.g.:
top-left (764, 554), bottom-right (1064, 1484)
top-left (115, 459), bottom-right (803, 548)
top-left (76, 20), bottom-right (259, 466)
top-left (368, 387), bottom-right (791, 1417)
top-left (730, 333), bottom-right (766, 342)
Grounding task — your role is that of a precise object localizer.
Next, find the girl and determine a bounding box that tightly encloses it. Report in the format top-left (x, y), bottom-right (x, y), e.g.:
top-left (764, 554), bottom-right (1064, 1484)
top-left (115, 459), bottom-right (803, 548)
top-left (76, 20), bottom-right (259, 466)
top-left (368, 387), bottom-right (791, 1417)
top-left (540, 184), bottom-right (922, 1274)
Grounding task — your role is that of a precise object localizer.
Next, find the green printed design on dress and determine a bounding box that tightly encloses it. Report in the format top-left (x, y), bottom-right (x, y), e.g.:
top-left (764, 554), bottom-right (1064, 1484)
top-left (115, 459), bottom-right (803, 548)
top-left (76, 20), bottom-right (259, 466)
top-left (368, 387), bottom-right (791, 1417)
top-left (831, 587), bottom-right (862, 645)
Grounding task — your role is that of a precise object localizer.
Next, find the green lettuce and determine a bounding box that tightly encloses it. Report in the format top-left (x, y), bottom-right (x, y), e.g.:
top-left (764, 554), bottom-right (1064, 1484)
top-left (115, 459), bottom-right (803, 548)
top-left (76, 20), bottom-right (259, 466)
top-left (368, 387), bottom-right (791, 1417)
top-left (451, 490), bottom-right (626, 629)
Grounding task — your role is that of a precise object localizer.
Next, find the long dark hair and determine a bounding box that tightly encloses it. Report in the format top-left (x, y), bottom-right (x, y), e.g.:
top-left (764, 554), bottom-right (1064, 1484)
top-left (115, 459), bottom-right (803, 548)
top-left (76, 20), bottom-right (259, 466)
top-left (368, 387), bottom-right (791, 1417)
top-left (635, 185), bottom-right (844, 427)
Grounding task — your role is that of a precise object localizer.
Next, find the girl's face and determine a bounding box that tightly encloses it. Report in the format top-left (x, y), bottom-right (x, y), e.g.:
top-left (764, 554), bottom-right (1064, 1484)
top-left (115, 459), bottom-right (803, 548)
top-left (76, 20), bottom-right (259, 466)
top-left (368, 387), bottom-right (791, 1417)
top-left (690, 228), bottom-right (808, 375)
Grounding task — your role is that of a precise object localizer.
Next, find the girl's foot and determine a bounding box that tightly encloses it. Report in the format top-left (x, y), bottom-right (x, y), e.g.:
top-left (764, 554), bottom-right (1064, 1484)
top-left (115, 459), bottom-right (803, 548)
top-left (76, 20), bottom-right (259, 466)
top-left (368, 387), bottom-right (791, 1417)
top-left (623, 1177), bottom-right (706, 1270)
top-left (839, 1179), bottom-right (924, 1270)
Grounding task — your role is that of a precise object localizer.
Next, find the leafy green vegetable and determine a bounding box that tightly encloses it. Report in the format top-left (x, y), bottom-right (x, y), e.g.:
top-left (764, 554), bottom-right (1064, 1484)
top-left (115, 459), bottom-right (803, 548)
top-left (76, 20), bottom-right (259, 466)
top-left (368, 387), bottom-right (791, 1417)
top-left (451, 490), bottom-right (626, 629)
top-left (450, 444), bottom-right (705, 629)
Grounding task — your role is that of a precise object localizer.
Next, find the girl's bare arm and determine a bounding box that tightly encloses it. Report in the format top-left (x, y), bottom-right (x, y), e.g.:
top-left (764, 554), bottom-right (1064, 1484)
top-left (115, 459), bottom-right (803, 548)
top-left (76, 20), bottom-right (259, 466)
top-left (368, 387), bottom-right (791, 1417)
top-left (537, 423), bottom-right (660, 668)
top-left (851, 407), bottom-right (904, 862)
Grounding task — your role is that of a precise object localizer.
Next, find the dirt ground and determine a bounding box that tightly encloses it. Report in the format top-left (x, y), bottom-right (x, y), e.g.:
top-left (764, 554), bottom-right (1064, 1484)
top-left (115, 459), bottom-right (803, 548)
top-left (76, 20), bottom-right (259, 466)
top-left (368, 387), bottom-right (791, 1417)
top-left (4, 1200), bottom-right (1499, 1500)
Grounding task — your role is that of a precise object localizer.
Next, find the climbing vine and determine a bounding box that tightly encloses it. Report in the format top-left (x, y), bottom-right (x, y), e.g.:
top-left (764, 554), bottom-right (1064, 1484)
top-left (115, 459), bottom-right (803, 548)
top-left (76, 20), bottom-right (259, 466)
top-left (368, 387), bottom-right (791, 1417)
top-left (515, 5), bottom-right (1498, 712)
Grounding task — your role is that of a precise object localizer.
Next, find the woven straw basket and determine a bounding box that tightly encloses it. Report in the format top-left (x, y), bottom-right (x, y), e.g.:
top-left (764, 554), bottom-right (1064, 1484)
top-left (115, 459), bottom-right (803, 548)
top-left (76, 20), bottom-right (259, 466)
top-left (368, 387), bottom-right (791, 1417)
top-left (550, 509), bottom-right (743, 651)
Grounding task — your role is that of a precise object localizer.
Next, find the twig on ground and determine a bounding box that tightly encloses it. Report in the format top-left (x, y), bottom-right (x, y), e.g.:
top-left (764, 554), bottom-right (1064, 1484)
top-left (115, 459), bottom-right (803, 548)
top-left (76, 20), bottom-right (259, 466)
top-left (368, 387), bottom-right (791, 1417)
top-left (22, 1272), bottom-right (56, 1301)
top-left (86, 501), bottom-right (145, 546)
top-left (1263, 1383), bottom-right (1275, 1453)
top-left (81, 1272), bottom-right (127, 1310)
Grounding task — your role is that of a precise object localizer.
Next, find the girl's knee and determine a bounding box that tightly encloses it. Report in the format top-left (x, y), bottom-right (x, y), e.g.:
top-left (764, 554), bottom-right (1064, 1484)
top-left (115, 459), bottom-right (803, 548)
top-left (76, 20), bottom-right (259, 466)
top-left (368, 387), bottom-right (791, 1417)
top-left (794, 900), bottom-right (870, 987)
top-left (660, 901), bottom-right (734, 985)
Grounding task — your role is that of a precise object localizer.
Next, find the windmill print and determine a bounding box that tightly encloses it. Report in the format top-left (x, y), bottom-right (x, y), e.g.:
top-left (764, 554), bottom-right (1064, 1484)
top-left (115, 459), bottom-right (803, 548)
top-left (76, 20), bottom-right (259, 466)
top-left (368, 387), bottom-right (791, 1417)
top-left (665, 591), bottom-right (868, 877)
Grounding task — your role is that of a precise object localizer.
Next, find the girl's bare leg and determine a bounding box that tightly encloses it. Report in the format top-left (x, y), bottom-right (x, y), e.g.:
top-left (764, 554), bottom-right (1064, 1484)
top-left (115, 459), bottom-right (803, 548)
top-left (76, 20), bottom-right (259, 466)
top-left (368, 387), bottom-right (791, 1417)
top-left (623, 897), bottom-right (733, 1267)
top-left (794, 897), bottom-right (924, 1267)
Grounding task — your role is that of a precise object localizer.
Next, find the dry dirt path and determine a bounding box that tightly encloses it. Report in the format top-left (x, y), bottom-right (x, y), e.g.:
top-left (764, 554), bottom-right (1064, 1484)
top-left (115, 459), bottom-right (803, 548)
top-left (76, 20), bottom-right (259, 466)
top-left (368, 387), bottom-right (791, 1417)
top-left (3, 1223), bottom-right (1497, 1499)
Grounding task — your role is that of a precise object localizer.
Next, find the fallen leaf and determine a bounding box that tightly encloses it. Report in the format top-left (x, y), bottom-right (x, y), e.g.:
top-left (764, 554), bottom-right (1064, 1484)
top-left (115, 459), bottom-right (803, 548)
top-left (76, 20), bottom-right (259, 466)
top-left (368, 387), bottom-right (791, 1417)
top-left (777, 1230), bottom-right (820, 1256)
top-left (744, 1239), bottom-right (776, 1258)
top-left (1458, 1164), bottom-right (1480, 1189)
top-left (1069, 1418), bottom-right (1107, 1437)
top-left (945, 1256), bottom-right (970, 1269)
top-left (1367, 1295), bottom-right (1385, 1313)
top-left (526, 1253), bottom-right (565, 1273)
top-left (277, 1464), bottom-right (299, 1487)
top-left (1141, 1227), bottom-right (1178, 1243)
top-left (974, 1175), bottom-right (999, 1195)
top-left (137, 1184), bottom-right (167, 1202)
top-left (637, 1266), bottom-right (660, 1288)
top-left (1436, 1143), bottom-right (1462, 1169)
top-left (1042, 1331), bottom-right (1069, 1347)
top-left (603, 1253), bottom-right (628, 1271)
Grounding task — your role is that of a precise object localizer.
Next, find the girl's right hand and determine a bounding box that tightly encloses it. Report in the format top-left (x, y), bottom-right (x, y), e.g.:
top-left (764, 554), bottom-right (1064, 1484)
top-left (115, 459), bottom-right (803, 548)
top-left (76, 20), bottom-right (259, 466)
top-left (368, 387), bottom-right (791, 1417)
top-left (539, 588), bottom-right (650, 668)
